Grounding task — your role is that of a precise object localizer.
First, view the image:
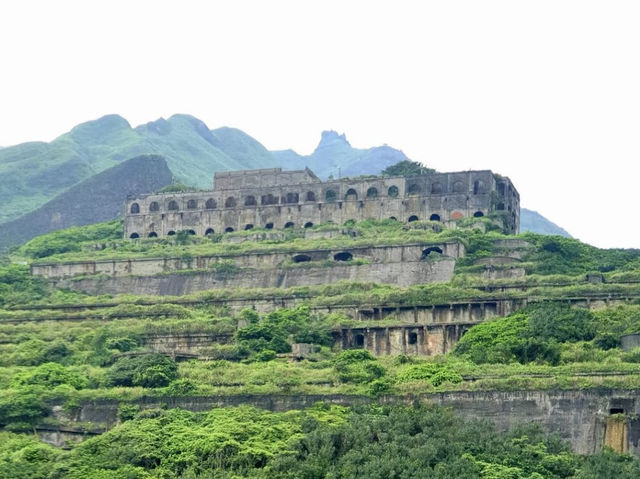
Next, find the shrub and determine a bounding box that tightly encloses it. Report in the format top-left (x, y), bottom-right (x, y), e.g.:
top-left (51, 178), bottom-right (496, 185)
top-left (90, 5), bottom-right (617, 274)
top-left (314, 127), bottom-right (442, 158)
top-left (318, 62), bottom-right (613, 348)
top-left (106, 354), bottom-right (178, 388)
top-left (11, 363), bottom-right (87, 390)
top-left (254, 349), bottom-right (277, 362)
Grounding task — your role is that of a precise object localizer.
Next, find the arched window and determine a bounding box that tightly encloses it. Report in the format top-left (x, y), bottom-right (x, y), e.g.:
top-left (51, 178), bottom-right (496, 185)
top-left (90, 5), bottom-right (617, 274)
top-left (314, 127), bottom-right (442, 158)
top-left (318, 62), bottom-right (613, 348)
top-left (305, 191), bottom-right (316, 202)
top-left (225, 197), bottom-right (236, 208)
top-left (408, 215), bottom-right (419, 222)
top-left (186, 229), bottom-right (196, 235)
top-left (473, 180), bottom-right (485, 195)
top-left (130, 203), bottom-right (140, 214)
top-left (388, 185), bottom-right (399, 197)
top-left (224, 227), bottom-right (234, 233)
top-left (261, 194), bottom-right (279, 205)
top-left (304, 222), bottom-right (313, 228)
top-left (431, 182), bottom-right (443, 194)
top-left (284, 221), bottom-right (294, 228)
top-left (168, 200), bottom-right (179, 211)
top-left (473, 211), bottom-right (484, 218)
top-left (429, 213), bottom-right (441, 221)
top-left (148, 232), bottom-right (158, 238)
top-left (407, 183), bottom-right (421, 195)
top-left (452, 181), bottom-right (465, 193)
top-left (366, 187), bottom-right (378, 198)
top-left (334, 251), bottom-right (353, 261)
top-left (325, 190), bottom-right (337, 202)
top-left (245, 195), bottom-right (257, 206)
top-left (422, 246), bottom-right (443, 259)
top-left (205, 228), bottom-right (215, 235)
top-left (283, 192), bottom-right (299, 204)
top-left (129, 232), bottom-right (139, 239)
top-left (187, 199), bottom-right (197, 209)
top-left (167, 230), bottom-right (176, 236)
top-left (149, 201), bottom-right (159, 212)
top-left (205, 198), bottom-right (216, 209)
top-left (245, 224), bottom-right (254, 230)
top-left (293, 254), bottom-right (311, 263)
top-left (345, 188), bottom-right (358, 200)
top-left (389, 216), bottom-right (397, 221)
top-left (265, 223), bottom-right (274, 229)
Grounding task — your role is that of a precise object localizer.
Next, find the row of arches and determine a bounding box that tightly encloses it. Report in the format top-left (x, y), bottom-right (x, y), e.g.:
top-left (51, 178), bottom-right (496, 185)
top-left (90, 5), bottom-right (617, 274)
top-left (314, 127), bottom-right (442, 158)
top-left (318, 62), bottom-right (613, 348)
top-left (128, 211), bottom-right (485, 239)
top-left (129, 179), bottom-right (488, 214)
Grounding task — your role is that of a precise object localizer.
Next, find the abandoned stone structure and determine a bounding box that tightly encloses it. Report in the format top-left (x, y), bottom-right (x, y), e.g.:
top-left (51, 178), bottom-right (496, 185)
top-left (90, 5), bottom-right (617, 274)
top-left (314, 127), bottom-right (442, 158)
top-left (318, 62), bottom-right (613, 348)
top-left (123, 167), bottom-right (520, 239)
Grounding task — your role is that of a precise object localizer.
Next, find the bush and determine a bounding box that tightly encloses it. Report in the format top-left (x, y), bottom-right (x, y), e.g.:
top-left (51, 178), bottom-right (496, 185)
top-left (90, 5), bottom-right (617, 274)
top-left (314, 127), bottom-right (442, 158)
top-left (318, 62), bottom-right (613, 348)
top-left (106, 354), bottom-right (178, 388)
top-left (254, 349), bottom-right (277, 362)
top-left (11, 363), bottom-right (87, 390)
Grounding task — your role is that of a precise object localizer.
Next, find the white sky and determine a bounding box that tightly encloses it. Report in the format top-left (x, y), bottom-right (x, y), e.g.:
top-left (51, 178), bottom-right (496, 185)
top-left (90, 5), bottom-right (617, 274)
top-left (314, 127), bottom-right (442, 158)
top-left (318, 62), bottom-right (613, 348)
top-left (1, 1), bottom-right (639, 248)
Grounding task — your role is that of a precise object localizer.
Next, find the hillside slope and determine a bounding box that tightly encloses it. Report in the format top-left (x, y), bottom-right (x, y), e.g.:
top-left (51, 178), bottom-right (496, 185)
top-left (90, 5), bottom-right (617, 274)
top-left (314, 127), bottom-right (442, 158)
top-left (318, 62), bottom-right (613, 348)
top-left (0, 155), bottom-right (172, 251)
top-left (520, 208), bottom-right (571, 237)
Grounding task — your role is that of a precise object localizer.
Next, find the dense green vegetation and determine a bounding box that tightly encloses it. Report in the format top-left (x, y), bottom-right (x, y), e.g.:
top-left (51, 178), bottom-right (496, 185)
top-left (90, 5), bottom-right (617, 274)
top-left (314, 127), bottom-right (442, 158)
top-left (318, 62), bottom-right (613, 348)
top-left (2, 404), bottom-right (640, 478)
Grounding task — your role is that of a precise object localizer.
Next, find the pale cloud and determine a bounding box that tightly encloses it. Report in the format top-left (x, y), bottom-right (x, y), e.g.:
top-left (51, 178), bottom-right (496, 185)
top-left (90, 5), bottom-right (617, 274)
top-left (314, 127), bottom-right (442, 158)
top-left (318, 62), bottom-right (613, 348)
top-left (0, 1), bottom-right (638, 248)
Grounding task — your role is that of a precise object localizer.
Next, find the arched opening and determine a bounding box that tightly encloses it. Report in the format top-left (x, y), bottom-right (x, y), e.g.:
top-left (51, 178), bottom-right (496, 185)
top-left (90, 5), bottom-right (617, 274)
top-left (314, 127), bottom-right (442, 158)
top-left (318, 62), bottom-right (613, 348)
top-left (496, 202), bottom-right (505, 211)
top-left (284, 222), bottom-right (294, 228)
top-left (473, 211), bottom-right (484, 218)
top-left (244, 224), bottom-right (254, 230)
top-left (186, 229), bottom-right (196, 235)
top-left (244, 195), bottom-right (257, 206)
top-left (366, 187), bottom-right (378, 198)
top-left (304, 222), bottom-right (313, 228)
top-left (168, 200), bottom-right (179, 211)
top-left (345, 188), bottom-right (358, 200)
top-left (148, 232), bottom-right (158, 238)
top-left (205, 228), bottom-right (215, 235)
top-left (473, 180), bottom-right (485, 195)
top-left (167, 230), bottom-right (176, 236)
top-left (407, 183), bottom-right (421, 195)
top-left (388, 185), bottom-right (399, 197)
top-left (344, 219), bottom-right (356, 227)
top-left (422, 247), bottom-right (443, 259)
top-left (430, 214), bottom-right (441, 221)
top-left (431, 182), bottom-right (443, 194)
top-left (408, 332), bottom-right (418, 345)
top-left (283, 192), bottom-right (299, 204)
top-left (292, 254), bottom-right (311, 263)
top-left (451, 211), bottom-right (464, 220)
top-left (261, 194), bottom-right (278, 205)
top-left (354, 334), bottom-right (365, 348)
top-left (325, 189), bottom-right (337, 202)
top-left (224, 227), bottom-right (234, 233)
top-left (389, 216), bottom-right (397, 221)
top-left (225, 197), bottom-right (236, 208)
top-left (187, 199), bottom-right (197, 209)
top-left (452, 181), bottom-right (465, 193)
top-left (408, 215), bottom-right (419, 222)
top-left (129, 233), bottom-right (139, 239)
top-left (334, 251), bottom-right (353, 261)
top-left (130, 203), bottom-right (140, 214)
top-left (205, 198), bottom-right (216, 209)
top-left (149, 201), bottom-right (160, 212)
top-left (265, 223), bottom-right (274, 229)
top-left (305, 191), bottom-right (316, 202)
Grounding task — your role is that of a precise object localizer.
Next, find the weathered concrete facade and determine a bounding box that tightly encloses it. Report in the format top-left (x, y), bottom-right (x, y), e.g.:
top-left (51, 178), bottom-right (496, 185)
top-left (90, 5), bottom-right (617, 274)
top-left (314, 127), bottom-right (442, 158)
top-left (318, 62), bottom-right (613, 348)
top-left (44, 390), bottom-right (640, 456)
top-left (124, 167), bottom-right (520, 238)
top-left (31, 242), bottom-right (463, 279)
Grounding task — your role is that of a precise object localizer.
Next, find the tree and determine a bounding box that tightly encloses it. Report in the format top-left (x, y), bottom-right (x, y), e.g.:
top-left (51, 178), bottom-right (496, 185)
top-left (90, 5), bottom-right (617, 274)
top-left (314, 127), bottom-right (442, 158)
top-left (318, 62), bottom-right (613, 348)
top-left (381, 160), bottom-right (435, 177)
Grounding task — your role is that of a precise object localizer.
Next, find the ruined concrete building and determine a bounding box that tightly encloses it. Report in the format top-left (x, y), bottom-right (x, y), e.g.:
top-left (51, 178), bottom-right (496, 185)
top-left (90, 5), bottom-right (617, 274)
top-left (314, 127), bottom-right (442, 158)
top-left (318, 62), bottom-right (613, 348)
top-left (124, 167), bottom-right (520, 239)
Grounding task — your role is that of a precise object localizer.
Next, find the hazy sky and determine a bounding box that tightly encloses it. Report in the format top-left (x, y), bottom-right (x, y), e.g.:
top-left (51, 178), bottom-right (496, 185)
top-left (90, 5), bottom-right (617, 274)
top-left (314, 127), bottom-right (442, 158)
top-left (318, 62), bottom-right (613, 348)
top-left (1, 1), bottom-right (639, 248)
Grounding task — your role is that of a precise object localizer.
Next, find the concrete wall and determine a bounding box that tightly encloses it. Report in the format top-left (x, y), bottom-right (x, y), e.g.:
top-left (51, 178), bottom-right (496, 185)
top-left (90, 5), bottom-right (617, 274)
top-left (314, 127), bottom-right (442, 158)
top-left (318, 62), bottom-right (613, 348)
top-left (50, 258), bottom-right (457, 296)
top-left (124, 169), bottom-right (520, 238)
top-left (31, 242), bottom-right (463, 279)
top-left (45, 389), bottom-right (640, 456)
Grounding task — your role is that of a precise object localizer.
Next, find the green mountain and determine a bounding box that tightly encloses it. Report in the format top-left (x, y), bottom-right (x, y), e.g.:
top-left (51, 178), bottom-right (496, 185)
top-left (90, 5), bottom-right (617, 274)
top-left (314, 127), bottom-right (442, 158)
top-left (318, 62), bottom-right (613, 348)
top-left (273, 130), bottom-right (411, 178)
top-left (0, 114), bottom-right (279, 224)
top-left (520, 208), bottom-right (571, 237)
top-left (0, 155), bottom-right (172, 251)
